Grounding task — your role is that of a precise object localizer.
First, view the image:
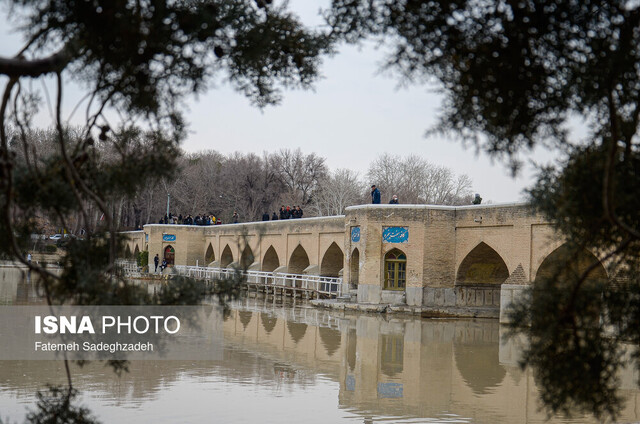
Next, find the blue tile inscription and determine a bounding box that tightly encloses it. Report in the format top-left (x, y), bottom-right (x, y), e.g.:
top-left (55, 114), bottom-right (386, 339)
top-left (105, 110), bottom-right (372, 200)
top-left (351, 227), bottom-right (361, 242)
top-left (382, 227), bottom-right (408, 243)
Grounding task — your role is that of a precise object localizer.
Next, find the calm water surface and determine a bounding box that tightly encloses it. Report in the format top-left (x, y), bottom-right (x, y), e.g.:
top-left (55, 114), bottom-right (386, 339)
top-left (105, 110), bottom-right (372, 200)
top-left (0, 266), bottom-right (639, 423)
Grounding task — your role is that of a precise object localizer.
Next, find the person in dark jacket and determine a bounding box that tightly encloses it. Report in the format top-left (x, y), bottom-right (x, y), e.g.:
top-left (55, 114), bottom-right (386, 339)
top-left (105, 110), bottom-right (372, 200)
top-left (279, 206), bottom-right (287, 220)
top-left (271, 212), bottom-right (278, 220)
top-left (389, 195), bottom-right (399, 204)
top-left (154, 254), bottom-right (159, 272)
top-left (262, 212), bottom-right (270, 221)
top-left (232, 211), bottom-right (239, 223)
top-left (371, 185), bottom-right (381, 204)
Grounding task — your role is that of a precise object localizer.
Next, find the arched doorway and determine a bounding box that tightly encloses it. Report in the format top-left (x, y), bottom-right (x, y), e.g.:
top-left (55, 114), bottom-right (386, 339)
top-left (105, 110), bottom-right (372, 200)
top-left (221, 245), bottom-right (233, 268)
top-left (205, 243), bottom-right (215, 264)
top-left (456, 242), bottom-right (509, 285)
top-left (133, 245), bottom-right (140, 259)
top-left (164, 245), bottom-right (175, 266)
top-left (384, 249), bottom-right (406, 290)
top-left (350, 248), bottom-right (360, 288)
top-left (320, 242), bottom-right (344, 277)
top-left (262, 246), bottom-right (279, 272)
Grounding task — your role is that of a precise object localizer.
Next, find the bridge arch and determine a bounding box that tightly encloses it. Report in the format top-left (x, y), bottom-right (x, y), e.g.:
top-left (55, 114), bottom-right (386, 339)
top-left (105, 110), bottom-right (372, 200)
top-left (124, 245), bottom-right (132, 259)
top-left (133, 245), bottom-right (140, 258)
top-left (221, 245), bottom-right (234, 268)
top-left (456, 242), bottom-right (509, 285)
top-left (320, 242), bottom-right (344, 277)
top-left (240, 245), bottom-right (254, 269)
top-left (205, 243), bottom-right (215, 264)
top-left (288, 244), bottom-right (310, 274)
top-left (262, 246), bottom-right (280, 272)
top-left (534, 243), bottom-right (608, 284)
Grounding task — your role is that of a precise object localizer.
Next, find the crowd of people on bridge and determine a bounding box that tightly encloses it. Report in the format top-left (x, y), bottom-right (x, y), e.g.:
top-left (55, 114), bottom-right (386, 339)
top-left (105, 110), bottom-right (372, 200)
top-left (262, 205), bottom-right (304, 221)
top-left (159, 213), bottom-right (222, 225)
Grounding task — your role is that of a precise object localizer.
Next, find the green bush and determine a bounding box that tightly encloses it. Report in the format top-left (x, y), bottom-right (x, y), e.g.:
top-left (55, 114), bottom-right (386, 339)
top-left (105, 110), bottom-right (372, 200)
top-left (45, 245), bottom-right (57, 253)
top-left (137, 250), bottom-right (149, 268)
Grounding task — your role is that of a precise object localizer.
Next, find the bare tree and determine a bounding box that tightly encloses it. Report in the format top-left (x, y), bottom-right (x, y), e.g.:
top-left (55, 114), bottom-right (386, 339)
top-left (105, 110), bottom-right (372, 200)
top-left (269, 148), bottom-right (328, 206)
top-left (311, 168), bottom-right (364, 216)
top-left (367, 154), bottom-right (473, 205)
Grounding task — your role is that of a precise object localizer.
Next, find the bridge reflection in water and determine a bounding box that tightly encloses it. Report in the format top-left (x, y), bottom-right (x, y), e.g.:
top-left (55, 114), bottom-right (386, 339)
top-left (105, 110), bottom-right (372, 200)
top-left (0, 268), bottom-right (639, 423)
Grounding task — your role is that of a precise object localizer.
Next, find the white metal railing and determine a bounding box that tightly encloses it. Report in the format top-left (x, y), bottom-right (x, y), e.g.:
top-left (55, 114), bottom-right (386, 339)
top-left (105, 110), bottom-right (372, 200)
top-left (115, 259), bottom-right (141, 275)
top-left (173, 265), bottom-right (342, 297)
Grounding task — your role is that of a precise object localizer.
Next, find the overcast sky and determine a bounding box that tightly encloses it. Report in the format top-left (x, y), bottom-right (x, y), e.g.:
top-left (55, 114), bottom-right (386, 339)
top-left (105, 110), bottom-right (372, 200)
top-left (0, 1), bottom-right (562, 203)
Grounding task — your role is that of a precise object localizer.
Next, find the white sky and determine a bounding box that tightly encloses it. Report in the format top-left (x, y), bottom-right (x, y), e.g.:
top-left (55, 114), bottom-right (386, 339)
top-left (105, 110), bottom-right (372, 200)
top-left (0, 1), bottom-right (563, 203)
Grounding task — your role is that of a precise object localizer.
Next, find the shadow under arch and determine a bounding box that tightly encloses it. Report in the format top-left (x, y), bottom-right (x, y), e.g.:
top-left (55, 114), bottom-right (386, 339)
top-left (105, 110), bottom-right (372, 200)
top-left (320, 242), bottom-right (344, 277)
top-left (221, 245), bottom-right (233, 268)
top-left (456, 242), bottom-right (509, 285)
top-left (205, 243), bottom-right (215, 264)
top-left (241, 245), bottom-right (254, 270)
top-left (318, 326), bottom-right (341, 357)
top-left (133, 245), bottom-right (140, 258)
top-left (287, 321), bottom-right (307, 344)
top-left (534, 243), bottom-right (608, 284)
top-left (288, 244), bottom-right (310, 274)
top-left (262, 246), bottom-right (279, 272)
top-left (260, 313), bottom-right (277, 334)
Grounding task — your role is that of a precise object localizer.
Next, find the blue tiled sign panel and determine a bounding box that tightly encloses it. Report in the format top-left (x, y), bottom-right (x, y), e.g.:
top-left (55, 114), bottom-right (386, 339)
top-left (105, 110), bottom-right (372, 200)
top-left (377, 382), bottom-right (403, 398)
top-left (382, 226), bottom-right (408, 243)
top-left (162, 234), bottom-right (176, 242)
top-left (351, 227), bottom-right (361, 242)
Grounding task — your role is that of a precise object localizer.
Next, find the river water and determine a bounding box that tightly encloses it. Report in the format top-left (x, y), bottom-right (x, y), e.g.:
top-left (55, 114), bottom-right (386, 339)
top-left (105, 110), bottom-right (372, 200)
top-left (0, 266), bottom-right (639, 423)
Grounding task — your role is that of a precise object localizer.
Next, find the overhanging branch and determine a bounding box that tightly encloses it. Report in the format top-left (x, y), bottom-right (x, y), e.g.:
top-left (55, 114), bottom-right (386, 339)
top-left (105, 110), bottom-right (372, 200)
top-left (0, 50), bottom-right (70, 78)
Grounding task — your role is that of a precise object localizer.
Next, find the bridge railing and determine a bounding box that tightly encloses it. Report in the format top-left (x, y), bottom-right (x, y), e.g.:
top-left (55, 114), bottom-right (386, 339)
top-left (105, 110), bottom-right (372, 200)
top-left (115, 259), bottom-right (141, 276)
top-left (173, 265), bottom-right (342, 297)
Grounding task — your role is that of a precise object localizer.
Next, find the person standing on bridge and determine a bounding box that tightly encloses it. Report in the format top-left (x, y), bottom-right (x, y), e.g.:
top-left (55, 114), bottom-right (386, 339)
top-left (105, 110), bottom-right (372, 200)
top-left (271, 211), bottom-right (278, 220)
top-left (389, 195), bottom-right (399, 204)
top-left (371, 185), bottom-right (381, 204)
top-left (154, 254), bottom-right (159, 273)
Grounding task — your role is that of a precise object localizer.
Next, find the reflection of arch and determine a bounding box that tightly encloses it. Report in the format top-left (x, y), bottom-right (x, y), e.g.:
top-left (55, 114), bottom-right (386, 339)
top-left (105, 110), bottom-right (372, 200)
top-left (347, 328), bottom-right (357, 372)
top-left (238, 311), bottom-right (252, 330)
top-left (534, 243), bottom-right (608, 284)
top-left (320, 242), bottom-right (344, 277)
top-left (260, 313), bottom-right (277, 334)
top-left (205, 243), bottom-right (215, 264)
top-left (288, 245), bottom-right (310, 274)
top-left (163, 245), bottom-right (175, 265)
top-left (456, 242), bottom-right (508, 285)
top-left (380, 334), bottom-right (404, 377)
top-left (350, 248), bottom-right (360, 287)
top-left (287, 321), bottom-right (307, 344)
top-left (318, 327), bottom-right (341, 357)
top-left (384, 249), bottom-right (406, 290)
top-left (454, 341), bottom-right (506, 394)
top-left (262, 246), bottom-right (279, 272)
top-left (240, 245), bottom-right (254, 269)
top-left (221, 245), bottom-right (233, 268)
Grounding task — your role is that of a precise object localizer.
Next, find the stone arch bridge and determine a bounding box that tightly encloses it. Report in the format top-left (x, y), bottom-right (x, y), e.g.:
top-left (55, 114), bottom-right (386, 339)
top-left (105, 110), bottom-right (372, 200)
top-left (123, 203), bottom-right (608, 319)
